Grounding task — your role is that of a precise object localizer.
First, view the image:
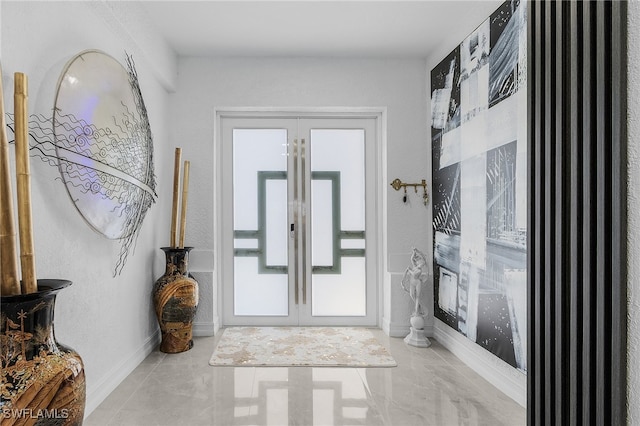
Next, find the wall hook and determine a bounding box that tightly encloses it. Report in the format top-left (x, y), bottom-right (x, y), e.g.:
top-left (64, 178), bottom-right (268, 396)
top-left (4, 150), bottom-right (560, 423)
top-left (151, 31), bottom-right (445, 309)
top-left (390, 178), bottom-right (429, 205)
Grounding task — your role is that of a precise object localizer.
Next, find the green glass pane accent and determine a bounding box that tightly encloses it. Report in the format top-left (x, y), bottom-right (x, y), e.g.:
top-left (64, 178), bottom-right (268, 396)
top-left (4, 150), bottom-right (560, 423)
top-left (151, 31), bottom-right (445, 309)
top-left (234, 171), bottom-right (287, 274)
top-left (257, 171), bottom-right (287, 273)
top-left (340, 249), bottom-right (366, 257)
top-left (338, 232), bottom-right (365, 258)
top-left (235, 230), bottom-right (260, 238)
top-left (340, 231), bottom-right (366, 239)
top-left (234, 170), bottom-right (365, 275)
top-left (235, 248), bottom-right (261, 256)
top-left (311, 171), bottom-right (341, 274)
top-left (311, 173), bottom-right (365, 275)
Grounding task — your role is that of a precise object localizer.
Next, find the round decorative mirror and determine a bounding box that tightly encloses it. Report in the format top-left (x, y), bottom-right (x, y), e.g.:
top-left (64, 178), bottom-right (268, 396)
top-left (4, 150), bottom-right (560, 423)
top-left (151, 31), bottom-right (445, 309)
top-left (53, 50), bottom-right (156, 240)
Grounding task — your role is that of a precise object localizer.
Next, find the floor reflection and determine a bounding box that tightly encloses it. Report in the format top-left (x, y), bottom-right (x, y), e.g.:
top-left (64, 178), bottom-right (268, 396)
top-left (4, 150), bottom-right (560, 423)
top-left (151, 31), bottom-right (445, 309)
top-left (223, 367), bottom-right (375, 425)
top-left (85, 331), bottom-right (526, 426)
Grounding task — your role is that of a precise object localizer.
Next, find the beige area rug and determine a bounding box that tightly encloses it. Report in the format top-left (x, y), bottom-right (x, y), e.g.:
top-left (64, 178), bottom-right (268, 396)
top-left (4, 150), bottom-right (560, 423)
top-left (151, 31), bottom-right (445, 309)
top-left (209, 327), bottom-right (397, 367)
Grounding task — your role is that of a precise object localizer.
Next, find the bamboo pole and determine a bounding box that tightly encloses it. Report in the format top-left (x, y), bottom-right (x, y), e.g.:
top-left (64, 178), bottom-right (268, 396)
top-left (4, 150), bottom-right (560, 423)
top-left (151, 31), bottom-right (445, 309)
top-left (14, 72), bottom-right (37, 294)
top-left (0, 66), bottom-right (20, 296)
top-left (170, 148), bottom-right (182, 248)
top-left (178, 161), bottom-right (190, 248)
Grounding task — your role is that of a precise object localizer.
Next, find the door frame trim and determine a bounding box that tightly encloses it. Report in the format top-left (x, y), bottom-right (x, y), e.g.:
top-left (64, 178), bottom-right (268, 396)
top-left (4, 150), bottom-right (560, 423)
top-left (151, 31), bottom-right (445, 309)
top-left (213, 107), bottom-right (388, 328)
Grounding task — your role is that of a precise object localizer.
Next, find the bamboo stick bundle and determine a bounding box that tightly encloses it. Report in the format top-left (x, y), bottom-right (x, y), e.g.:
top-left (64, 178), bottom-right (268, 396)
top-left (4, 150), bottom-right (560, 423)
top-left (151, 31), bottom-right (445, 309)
top-left (170, 148), bottom-right (182, 248)
top-left (14, 72), bottom-right (37, 294)
top-left (0, 66), bottom-right (20, 296)
top-left (178, 161), bottom-right (190, 248)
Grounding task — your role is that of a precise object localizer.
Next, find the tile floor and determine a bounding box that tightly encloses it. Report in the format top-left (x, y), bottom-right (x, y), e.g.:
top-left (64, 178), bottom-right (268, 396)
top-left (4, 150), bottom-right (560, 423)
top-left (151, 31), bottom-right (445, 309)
top-left (85, 329), bottom-right (525, 425)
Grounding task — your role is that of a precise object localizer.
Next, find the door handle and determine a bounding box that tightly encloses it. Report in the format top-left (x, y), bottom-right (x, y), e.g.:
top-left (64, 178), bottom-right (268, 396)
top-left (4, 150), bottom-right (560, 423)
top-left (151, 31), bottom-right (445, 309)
top-left (293, 138), bottom-right (299, 305)
top-left (301, 138), bottom-right (307, 305)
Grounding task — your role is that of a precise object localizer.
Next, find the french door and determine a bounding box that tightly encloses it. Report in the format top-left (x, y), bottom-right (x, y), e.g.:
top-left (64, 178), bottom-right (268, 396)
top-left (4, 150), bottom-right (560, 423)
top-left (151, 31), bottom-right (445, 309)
top-left (220, 114), bottom-right (378, 326)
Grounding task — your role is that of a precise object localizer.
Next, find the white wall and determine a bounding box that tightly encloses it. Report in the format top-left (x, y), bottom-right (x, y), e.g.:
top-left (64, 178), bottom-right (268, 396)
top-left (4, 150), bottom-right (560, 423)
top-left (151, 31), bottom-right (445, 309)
top-left (627, 1), bottom-right (640, 422)
top-left (1, 1), bottom-right (176, 417)
top-left (170, 57), bottom-right (430, 336)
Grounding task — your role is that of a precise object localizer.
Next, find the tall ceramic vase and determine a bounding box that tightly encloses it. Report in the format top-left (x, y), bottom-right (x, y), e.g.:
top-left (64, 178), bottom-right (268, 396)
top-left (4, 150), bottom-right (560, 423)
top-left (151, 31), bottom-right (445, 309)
top-left (153, 247), bottom-right (199, 353)
top-left (0, 279), bottom-right (86, 425)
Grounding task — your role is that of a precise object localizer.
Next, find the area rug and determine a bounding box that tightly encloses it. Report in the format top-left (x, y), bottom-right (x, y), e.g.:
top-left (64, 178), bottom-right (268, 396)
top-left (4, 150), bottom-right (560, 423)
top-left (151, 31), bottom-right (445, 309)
top-left (209, 327), bottom-right (397, 367)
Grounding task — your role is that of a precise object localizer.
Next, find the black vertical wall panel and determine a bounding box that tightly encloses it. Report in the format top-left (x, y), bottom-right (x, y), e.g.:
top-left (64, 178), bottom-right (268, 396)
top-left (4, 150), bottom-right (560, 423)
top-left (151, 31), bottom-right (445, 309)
top-left (527, 0), bottom-right (544, 422)
top-left (542, 1), bottom-right (554, 423)
top-left (610, 2), bottom-right (628, 424)
top-left (581, 1), bottom-right (595, 422)
top-left (526, 1), bottom-right (538, 421)
top-left (527, 1), bottom-right (627, 424)
top-left (594, 3), bottom-right (609, 424)
top-left (553, 3), bottom-right (567, 425)
top-left (567, 2), bottom-right (581, 425)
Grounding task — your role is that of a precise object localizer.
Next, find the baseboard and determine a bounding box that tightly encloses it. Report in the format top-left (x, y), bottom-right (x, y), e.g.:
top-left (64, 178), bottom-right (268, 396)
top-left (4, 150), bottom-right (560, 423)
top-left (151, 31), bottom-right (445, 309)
top-left (382, 316), bottom-right (434, 338)
top-left (434, 320), bottom-right (526, 407)
top-left (193, 321), bottom-right (216, 336)
top-left (381, 316), bottom-right (391, 335)
top-left (422, 324), bottom-right (434, 338)
top-left (83, 329), bottom-right (161, 418)
top-left (213, 315), bottom-right (220, 334)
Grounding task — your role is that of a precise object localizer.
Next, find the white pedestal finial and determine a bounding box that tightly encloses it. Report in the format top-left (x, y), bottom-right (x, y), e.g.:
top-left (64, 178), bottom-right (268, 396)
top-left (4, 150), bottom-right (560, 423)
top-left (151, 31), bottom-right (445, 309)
top-left (404, 314), bottom-right (431, 348)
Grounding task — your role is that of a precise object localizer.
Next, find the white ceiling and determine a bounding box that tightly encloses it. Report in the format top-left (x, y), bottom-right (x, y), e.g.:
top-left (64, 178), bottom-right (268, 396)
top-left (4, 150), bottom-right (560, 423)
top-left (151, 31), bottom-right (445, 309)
top-left (139, 1), bottom-right (503, 58)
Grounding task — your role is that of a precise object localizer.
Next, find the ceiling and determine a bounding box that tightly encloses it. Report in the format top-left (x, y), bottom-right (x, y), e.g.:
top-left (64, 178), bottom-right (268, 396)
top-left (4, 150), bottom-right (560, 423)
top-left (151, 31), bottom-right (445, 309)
top-left (139, 1), bottom-right (503, 58)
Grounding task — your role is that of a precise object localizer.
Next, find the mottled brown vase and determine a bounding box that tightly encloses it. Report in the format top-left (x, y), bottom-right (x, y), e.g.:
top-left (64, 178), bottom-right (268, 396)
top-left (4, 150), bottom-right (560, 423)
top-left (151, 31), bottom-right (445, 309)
top-left (153, 247), bottom-right (199, 353)
top-left (0, 279), bottom-right (86, 425)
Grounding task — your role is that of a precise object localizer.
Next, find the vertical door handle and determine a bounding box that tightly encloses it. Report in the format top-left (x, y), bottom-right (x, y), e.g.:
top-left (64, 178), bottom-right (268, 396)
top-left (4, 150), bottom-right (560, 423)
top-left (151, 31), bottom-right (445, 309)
top-left (293, 138), bottom-right (299, 305)
top-left (301, 138), bottom-right (307, 304)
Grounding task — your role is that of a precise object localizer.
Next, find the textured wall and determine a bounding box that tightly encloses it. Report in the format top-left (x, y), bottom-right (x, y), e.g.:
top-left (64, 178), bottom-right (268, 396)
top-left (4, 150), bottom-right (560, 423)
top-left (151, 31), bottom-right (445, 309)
top-left (627, 1), bottom-right (640, 422)
top-left (1, 1), bottom-right (176, 416)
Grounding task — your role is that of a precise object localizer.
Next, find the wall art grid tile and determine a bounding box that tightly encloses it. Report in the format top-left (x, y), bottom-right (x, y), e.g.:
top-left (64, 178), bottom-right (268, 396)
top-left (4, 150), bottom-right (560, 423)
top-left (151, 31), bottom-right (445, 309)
top-left (431, 0), bottom-right (527, 371)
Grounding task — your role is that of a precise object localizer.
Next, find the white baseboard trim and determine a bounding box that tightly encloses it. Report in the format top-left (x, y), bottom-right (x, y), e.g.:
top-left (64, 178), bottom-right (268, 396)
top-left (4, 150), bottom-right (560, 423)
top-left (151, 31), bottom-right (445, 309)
top-left (422, 324), bottom-right (434, 338)
top-left (212, 316), bottom-right (220, 334)
top-left (381, 316), bottom-right (391, 335)
top-left (382, 316), bottom-right (434, 338)
top-left (434, 320), bottom-right (526, 408)
top-left (193, 321), bottom-right (216, 336)
top-left (84, 329), bottom-right (161, 418)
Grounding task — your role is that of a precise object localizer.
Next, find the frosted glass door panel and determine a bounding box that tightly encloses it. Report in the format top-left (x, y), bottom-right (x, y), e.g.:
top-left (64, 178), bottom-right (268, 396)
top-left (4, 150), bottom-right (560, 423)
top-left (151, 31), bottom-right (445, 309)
top-left (310, 129), bottom-right (366, 316)
top-left (221, 114), bottom-right (378, 326)
top-left (311, 258), bottom-right (366, 316)
top-left (234, 257), bottom-right (288, 315)
top-left (233, 129), bottom-right (289, 316)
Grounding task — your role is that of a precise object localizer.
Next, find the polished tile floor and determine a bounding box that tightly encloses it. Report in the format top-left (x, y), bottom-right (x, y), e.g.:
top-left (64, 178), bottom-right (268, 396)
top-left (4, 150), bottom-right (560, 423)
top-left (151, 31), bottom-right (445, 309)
top-left (85, 329), bottom-right (525, 425)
